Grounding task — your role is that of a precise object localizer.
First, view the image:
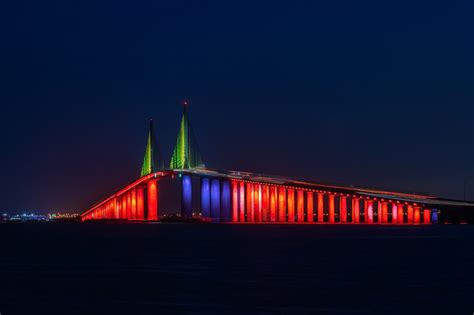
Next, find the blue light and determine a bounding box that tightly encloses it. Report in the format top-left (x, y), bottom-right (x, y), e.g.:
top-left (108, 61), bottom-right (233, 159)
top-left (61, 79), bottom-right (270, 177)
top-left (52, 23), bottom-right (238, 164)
top-left (201, 178), bottom-right (210, 218)
top-left (431, 209), bottom-right (439, 224)
top-left (182, 175), bottom-right (192, 219)
top-left (221, 181), bottom-right (231, 222)
top-left (211, 179), bottom-right (221, 220)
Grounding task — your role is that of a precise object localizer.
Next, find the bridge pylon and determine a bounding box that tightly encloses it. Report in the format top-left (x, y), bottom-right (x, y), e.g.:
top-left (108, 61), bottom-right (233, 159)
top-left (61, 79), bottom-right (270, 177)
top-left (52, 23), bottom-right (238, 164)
top-left (170, 101), bottom-right (205, 169)
top-left (141, 119), bottom-right (163, 177)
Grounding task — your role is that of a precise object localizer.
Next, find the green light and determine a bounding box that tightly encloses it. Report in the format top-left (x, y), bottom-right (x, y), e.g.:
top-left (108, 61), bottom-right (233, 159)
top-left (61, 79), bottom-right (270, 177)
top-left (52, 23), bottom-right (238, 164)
top-left (141, 120), bottom-right (163, 177)
top-left (170, 105), bottom-right (204, 169)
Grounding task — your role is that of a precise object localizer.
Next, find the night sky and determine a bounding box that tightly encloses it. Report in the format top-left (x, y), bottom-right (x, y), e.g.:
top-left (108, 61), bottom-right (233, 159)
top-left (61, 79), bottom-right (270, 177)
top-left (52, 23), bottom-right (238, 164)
top-left (1, 0), bottom-right (473, 213)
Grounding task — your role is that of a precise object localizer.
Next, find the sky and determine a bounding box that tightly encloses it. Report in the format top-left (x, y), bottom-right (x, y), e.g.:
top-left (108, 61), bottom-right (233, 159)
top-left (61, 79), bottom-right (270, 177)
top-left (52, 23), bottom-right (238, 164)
top-left (0, 0), bottom-right (473, 213)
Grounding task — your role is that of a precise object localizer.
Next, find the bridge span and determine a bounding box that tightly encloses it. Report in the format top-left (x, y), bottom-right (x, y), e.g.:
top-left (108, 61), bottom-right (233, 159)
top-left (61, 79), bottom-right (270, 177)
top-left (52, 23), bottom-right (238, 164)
top-left (81, 168), bottom-right (474, 224)
top-left (81, 104), bottom-right (474, 224)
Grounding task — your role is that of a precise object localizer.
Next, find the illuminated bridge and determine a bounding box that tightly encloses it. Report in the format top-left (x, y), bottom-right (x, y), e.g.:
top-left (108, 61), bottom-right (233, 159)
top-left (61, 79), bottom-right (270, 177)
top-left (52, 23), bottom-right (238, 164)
top-left (81, 105), bottom-right (474, 224)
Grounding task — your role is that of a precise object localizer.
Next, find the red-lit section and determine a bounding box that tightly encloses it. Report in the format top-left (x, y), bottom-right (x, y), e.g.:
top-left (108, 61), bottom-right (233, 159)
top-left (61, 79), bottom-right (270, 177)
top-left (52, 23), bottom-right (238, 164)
top-left (382, 202), bottom-right (388, 224)
top-left (317, 193), bottom-right (324, 222)
top-left (136, 188), bottom-right (144, 220)
top-left (270, 187), bottom-right (277, 222)
top-left (340, 197), bottom-right (347, 223)
top-left (147, 180), bottom-right (158, 221)
top-left (232, 181), bottom-right (239, 222)
top-left (239, 181), bottom-right (245, 222)
top-left (262, 185), bottom-right (270, 222)
top-left (352, 198), bottom-right (360, 223)
top-left (297, 190), bottom-right (304, 222)
top-left (407, 205), bottom-right (414, 224)
top-left (329, 195), bottom-right (335, 223)
top-left (278, 187), bottom-right (286, 222)
top-left (254, 184), bottom-right (262, 222)
top-left (414, 207), bottom-right (421, 224)
top-left (246, 183), bottom-right (254, 222)
top-left (82, 170), bottom-right (443, 226)
top-left (131, 189), bottom-right (137, 220)
top-left (114, 198), bottom-right (119, 219)
top-left (116, 197), bottom-right (120, 219)
top-left (376, 202), bottom-right (382, 223)
top-left (423, 209), bottom-right (431, 224)
top-left (126, 192), bottom-right (132, 220)
top-left (397, 203), bottom-right (405, 224)
top-left (391, 204), bottom-right (397, 224)
top-left (121, 197), bottom-right (126, 219)
top-left (287, 189), bottom-right (295, 222)
top-left (367, 200), bottom-right (374, 224)
top-left (307, 192), bottom-right (314, 223)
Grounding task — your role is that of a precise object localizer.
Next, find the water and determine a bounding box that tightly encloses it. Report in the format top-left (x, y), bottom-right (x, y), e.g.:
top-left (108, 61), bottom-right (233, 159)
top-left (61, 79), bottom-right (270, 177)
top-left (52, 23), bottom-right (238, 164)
top-left (1, 223), bottom-right (473, 314)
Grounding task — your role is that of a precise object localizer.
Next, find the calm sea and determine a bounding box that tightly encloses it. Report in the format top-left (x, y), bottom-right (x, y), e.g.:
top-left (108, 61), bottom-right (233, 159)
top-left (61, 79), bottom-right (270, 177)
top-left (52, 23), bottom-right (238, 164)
top-left (0, 223), bottom-right (473, 314)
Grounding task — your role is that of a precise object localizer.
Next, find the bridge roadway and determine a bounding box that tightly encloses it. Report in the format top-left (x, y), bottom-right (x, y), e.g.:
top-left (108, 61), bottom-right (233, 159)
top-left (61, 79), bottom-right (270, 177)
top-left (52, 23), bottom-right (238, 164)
top-left (81, 168), bottom-right (474, 224)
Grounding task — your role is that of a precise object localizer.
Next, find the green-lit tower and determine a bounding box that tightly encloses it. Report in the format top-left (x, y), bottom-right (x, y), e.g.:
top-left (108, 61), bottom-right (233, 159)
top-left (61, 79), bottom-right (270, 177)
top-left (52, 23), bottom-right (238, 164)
top-left (170, 102), bottom-right (205, 169)
top-left (141, 120), bottom-right (163, 176)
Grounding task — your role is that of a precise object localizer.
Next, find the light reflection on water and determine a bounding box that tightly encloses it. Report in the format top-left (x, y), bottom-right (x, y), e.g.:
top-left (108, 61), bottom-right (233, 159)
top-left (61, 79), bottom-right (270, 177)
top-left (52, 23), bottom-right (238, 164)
top-left (0, 223), bottom-right (473, 314)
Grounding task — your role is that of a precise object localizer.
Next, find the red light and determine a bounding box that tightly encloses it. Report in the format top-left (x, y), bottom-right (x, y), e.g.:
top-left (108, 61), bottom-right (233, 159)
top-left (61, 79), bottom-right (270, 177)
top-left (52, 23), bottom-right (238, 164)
top-left (329, 195), bottom-right (335, 223)
top-left (147, 180), bottom-right (158, 221)
top-left (287, 189), bottom-right (295, 222)
top-left (340, 197), bottom-right (347, 223)
top-left (307, 192), bottom-right (314, 223)
top-left (297, 190), bottom-right (304, 223)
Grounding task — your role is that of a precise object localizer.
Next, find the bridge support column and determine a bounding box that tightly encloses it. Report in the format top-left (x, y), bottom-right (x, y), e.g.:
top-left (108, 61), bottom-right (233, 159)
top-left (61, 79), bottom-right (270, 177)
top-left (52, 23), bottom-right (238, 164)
top-left (423, 209), bottom-right (431, 224)
top-left (431, 209), bottom-right (439, 224)
top-left (329, 195), bottom-right (335, 223)
top-left (270, 186), bottom-right (277, 222)
top-left (121, 197), bottom-right (126, 219)
top-left (287, 189), bottom-right (295, 222)
top-left (407, 205), bottom-right (414, 224)
top-left (201, 178), bottom-right (210, 219)
top-left (126, 192), bottom-right (132, 220)
top-left (307, 192), bottom-right (314, 223)
top-left (317, 193), bottom-right (324, 223)
top-left (147, 180), bottom-right (158, 221)
top-left (352, 198), bottom-right (360, 223)
top-left (278, 187), bottom-right (286, 222)
top-left (262, 185), bottom-right (270, 222)
top-left (382, 202), bottom-right (388, 224)
top-left (239, 182), bottom-right (245, 222)
top-left (136, 188), bottom-right (145, 220)
top-left (254, 184), bottom-right (262, 222)
top-left (375, 201), bottom-right (381, 223)
top-left (181, 175), bottom-right (193, 220)
top-left (114, 197), bottom-right (119, 220)
top-left (131, 189), bottom-right (137, 220)
top-left (246, 183), bottom-right (254, 222)
top-left (232, 181), bottom-right (239, 222)
top-left (340, 197), bottom-right (347, 223)
top-left (367, 200), bottom-right (374, 224)
top-left (117, 197), bottom-right (121, 219)
top-left (297, 190), bottom-right (304, 222)
top-left (398, 204), bottom-right (405, 224)
top-left (391, 203), bottom-right (397, 224)
top-left (414, 207), bottom-right (421, 224)
top-left (221, 181), bottom-right (231, 222)
top-left (210, 179), bottom-right (221, 221)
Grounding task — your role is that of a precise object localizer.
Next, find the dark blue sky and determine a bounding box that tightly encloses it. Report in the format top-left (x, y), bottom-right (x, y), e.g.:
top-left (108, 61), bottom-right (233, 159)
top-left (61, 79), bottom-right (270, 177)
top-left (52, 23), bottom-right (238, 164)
top-left (1, 0), bottom-right (473, 213)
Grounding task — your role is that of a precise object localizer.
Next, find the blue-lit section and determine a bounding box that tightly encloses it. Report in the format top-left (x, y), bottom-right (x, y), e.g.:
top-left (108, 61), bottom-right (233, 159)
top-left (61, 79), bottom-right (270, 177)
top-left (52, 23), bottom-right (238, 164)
top-left (201, 178), bottom-right (211, 218)
top-left (210, 179), bottom-right (221, 221)
top-left (431, 209), bottom-right (439, 224)
top-left (181, 175), bottom-right (193, 219)
top-left (221, 181), bottom-right (231, 222)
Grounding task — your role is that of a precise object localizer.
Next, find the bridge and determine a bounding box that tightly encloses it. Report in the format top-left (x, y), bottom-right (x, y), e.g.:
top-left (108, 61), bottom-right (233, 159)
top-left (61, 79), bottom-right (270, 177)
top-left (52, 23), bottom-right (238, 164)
top-left (81, 104), bottom-right (474, 224)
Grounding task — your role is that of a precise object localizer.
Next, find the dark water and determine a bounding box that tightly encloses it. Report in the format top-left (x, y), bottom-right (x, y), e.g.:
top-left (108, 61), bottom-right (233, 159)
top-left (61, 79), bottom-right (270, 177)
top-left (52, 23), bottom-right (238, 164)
top-left (0, 223), bottom-right (473, 315)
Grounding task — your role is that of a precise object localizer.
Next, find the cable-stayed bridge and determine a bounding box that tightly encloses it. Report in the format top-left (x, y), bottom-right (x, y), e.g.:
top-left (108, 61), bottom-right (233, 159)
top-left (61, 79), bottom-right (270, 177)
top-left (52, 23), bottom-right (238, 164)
top-left (81, 104), bottom-right (474, 224)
